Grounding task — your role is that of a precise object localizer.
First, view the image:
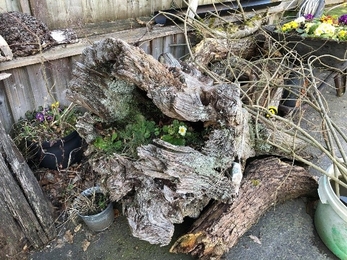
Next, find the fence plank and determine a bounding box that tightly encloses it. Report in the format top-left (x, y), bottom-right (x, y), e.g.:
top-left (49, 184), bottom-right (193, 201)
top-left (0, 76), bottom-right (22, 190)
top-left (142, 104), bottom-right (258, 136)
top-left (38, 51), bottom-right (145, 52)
top-left (0, 0), bottom-right (21, 12)
top-left (28, 0), bottom-right (50, 26)
top-left (0, 118), bottom-right (56, 258)
top-left (19, 0), bottom-right (31, 13)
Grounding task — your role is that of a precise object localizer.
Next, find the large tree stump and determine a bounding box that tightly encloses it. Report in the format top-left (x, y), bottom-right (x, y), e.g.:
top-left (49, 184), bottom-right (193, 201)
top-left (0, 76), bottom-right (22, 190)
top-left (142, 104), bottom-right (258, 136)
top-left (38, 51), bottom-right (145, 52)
top-left (170, 157), bottom-right (318, 259)
top-left (0, 119), bottom-right (56, 259)
top-left (67, 38), bottom-right (257, 245)
top-left (67, 38), bottom-right (248, 126)
top-left (67, 37), bottom-right (313, 247)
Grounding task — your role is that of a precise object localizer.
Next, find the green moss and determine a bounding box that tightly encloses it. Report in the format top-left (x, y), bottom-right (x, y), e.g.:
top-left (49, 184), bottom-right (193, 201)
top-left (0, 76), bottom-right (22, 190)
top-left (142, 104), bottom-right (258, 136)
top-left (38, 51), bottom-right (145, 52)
top-left (251, 179), bottom-right (260, 186)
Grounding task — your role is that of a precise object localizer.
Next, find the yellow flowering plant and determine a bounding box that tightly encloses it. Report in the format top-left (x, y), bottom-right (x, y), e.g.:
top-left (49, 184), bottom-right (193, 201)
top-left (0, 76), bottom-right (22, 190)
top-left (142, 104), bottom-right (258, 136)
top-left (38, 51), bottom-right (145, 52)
top-left (12, 101), bottom-right (81, 143)
top-left (279, 14), bottom-right (347, 41)
top-left (160, 119), bottom-right (190, 146)
top-left (92, 117), bottom-right (206, 158)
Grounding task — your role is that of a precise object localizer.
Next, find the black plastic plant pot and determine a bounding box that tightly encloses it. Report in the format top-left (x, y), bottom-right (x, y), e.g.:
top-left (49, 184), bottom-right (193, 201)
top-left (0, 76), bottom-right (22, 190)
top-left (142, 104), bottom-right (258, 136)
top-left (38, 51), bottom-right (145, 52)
top-left (281, 72), bottom-right (303, 108)
top-left (34, 130), bottom-right (83, 170)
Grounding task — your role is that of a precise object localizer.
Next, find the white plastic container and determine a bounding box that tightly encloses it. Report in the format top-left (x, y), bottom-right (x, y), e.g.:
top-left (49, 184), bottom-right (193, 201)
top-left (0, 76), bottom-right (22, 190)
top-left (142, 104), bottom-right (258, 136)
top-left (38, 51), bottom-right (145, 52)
top-left (314, 163), bottom-right (347, 259)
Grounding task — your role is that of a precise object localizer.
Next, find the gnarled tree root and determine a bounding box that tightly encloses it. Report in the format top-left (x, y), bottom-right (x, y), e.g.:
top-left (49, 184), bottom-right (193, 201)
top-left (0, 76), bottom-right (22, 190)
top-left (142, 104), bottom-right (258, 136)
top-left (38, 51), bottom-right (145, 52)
top-left (170, 157), bottom-right (318, 260)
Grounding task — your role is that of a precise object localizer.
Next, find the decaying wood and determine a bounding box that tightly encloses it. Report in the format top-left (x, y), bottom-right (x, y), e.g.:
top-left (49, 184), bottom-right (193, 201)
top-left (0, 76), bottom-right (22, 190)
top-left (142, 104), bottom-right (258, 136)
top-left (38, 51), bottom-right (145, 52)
top-left (68, 38), bottom-right (250, 126)
top-left (0, 119), bottom-right (56, 259)
top-left (191, 14), bottom-right (266, 66)
top-left (193, 37), bottom-right (257, 66)
top-left (67, 36), bottom-right (316, 247)
top-left (170, 157), bottom-right (318, 259)
top-left (93, 138), bottom-right (247, 246)
top-left (68, 38), bottom-right (255, 246)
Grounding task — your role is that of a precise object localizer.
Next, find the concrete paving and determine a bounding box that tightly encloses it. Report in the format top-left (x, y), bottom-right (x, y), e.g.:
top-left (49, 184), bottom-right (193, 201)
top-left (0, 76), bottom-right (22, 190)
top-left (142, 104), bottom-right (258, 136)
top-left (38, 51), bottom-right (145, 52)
top-left (29, 81), bottom-right (346, 260)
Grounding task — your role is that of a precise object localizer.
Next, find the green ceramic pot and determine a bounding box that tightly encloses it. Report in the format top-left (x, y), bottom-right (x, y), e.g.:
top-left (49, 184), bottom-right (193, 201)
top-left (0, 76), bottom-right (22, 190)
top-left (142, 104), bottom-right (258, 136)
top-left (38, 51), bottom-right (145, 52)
top-left (314, 164), bottom-right (347, 260)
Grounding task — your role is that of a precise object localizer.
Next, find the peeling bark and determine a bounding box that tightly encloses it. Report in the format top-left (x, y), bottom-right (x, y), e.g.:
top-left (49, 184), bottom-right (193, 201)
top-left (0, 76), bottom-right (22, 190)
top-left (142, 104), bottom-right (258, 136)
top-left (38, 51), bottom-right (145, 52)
top-left (170, 157), bottom-right (318, 259)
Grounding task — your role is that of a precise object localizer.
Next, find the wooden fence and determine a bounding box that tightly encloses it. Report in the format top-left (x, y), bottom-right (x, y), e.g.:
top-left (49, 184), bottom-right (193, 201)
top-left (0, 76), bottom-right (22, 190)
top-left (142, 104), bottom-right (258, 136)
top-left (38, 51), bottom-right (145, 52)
top-left (0, 0), bottom-right (343, 133)
top-left (0, 23), bottom-right (189, 133)
top-left (0, 0), bottom-right (221, 29)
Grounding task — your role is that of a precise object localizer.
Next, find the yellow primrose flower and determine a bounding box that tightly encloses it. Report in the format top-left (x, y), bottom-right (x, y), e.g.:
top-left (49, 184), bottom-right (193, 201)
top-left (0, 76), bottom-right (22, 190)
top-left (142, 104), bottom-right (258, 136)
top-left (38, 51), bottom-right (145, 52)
top-left (290, 21), bottom-right (300, 29)
top-left (281, 21), bottom-right (300, 32)
top-left (51, 101), bottom-right (60, 109)
top-left (178, 125), bottom-right (187, 136)
top-left (278, 13), bottom-right (347, 41)
top-left (314, 23), bottom-right (336, 37)
top-left (338, 30), bottom-right (347, 40)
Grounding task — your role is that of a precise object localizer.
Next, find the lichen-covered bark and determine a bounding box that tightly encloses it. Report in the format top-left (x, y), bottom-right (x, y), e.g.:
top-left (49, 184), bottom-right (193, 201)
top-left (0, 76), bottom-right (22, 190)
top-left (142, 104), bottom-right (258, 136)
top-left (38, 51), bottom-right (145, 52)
top-left (170, 157), bottom-right (318, 259)
top-left (66, 36), bottom-right (317, 248)
top-left (92, 139), bottom-right (243, 246)
top-left (67, 38), bottom-right (250, 126)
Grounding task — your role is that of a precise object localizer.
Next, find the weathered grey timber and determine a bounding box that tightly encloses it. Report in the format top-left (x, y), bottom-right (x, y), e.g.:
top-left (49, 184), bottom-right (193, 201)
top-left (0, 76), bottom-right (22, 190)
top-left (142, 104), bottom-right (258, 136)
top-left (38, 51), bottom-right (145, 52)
top-left (0, 119), bottom-right (56, 259)
top-left (170, 157), bottom-right (318, 259)
top-left (67, 38), bottom-right (254, 245)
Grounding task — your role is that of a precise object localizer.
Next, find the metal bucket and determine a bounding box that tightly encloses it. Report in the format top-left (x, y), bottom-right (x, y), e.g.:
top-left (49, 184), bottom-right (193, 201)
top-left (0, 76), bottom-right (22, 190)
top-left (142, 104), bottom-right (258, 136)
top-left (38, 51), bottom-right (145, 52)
top-left (78, 187), bottom-right (114, 232)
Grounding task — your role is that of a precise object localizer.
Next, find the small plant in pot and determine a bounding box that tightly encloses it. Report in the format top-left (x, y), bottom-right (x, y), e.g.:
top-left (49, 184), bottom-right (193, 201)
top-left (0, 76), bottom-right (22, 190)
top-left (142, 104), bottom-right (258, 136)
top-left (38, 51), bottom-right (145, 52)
top-left (12, 101), bottom-right (83, 170)
top-left (70, 186), bottom-right (114, 232)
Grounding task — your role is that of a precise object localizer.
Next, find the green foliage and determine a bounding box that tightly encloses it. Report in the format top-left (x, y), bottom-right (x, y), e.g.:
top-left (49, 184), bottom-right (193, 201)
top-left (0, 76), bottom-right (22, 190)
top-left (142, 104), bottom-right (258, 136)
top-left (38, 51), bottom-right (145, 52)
top-left (119, 114), bottom-right (159, 156)
top-left (93, 131), bottom-right (122, 154)
top-left (92, 114), bottom-right (159, 157)
top-left (92, 116), bottom-right (207, 158)
top-left (161, 119), bottom-right (189, 146)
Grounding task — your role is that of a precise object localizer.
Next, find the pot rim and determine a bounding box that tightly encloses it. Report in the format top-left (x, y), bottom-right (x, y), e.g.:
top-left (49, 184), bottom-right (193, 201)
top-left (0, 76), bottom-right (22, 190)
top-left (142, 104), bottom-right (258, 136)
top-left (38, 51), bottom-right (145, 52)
top-left (76, 186), bottom-right (110, 217)
top-left (41, 130), bottom-right (80, 148)
top-left (318, 162), bottom-right (347, 221)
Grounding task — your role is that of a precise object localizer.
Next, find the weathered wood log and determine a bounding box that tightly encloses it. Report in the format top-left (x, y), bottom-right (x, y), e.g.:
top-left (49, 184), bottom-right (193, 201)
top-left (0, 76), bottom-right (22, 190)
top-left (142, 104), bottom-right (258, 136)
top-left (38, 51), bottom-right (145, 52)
top-left (67, 38), bottom-right (250, 127)
top-left (170, 157), bottom-right (318, 259)
top-left (93, 139), bottom-right (243, 246)
top-left (193, 37), bottom-right (257, 66)
top-left (0, 119), bottom-right (56, 259)
top-left (67, 37), bottom-right (313, 247)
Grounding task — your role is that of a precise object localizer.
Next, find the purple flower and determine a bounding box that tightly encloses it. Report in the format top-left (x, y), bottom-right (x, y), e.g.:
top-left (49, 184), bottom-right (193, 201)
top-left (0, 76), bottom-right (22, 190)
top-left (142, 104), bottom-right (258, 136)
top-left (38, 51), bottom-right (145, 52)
top-left (46, 115), bottom-right (53, 121)
top-left (35, 112), bottom-right (45, 122)
top-left (304, 14), bottom-right (314, 21)
top-left (339, 14), bottom-right (347, 25)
